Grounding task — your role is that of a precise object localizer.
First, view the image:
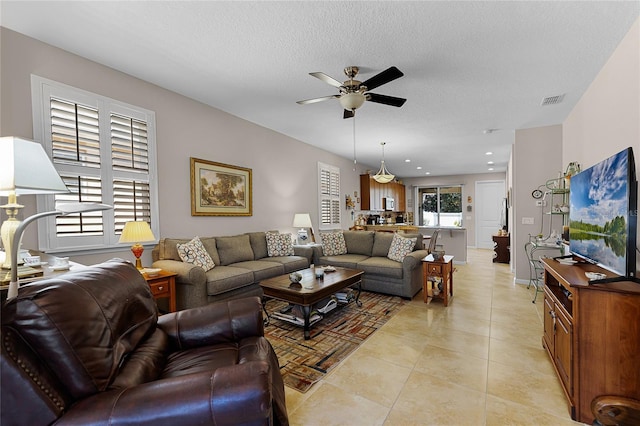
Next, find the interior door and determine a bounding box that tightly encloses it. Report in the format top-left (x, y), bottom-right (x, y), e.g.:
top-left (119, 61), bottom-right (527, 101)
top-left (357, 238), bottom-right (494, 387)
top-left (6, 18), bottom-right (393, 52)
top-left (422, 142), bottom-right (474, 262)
top-left (475, 180), bottom-right (505, 249)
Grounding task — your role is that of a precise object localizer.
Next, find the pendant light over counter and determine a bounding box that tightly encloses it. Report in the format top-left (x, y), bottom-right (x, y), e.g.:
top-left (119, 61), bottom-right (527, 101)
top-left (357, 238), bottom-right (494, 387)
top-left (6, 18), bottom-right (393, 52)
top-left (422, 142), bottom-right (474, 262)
top-left (372, 142), bottom-right (395, 184)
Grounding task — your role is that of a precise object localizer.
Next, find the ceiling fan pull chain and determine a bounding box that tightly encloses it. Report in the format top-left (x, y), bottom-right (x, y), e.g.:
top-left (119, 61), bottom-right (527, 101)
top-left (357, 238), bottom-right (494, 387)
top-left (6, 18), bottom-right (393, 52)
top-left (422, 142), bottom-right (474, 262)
top-left (352, 115), bottom-right (357, 171)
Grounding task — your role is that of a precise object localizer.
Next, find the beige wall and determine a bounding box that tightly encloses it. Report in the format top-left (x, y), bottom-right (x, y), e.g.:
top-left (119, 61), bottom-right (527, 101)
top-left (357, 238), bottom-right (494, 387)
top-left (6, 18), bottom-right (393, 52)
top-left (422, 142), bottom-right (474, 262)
top-left (512, 125), bottom-right (563, 283)
top-left (563, 18), bottom-right (640, 276)
top-left (0, 28), bottom-right (369, 266)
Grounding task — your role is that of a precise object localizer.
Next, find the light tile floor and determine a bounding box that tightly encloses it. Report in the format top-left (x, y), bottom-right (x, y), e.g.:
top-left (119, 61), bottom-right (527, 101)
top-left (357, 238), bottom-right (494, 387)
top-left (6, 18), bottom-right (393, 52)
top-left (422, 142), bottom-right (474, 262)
top-left (283, 248), bottom-right (586, 425)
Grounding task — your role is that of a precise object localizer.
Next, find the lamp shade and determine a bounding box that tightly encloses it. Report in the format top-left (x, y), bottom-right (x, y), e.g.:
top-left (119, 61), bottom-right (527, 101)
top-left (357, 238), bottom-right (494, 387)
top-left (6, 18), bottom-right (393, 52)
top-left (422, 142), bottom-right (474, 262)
top-left (292, 213), bottom-right (313, 228)
top-left (0, 137), bottom-right (68, 195)
top-left (339, 92), bottom-right (366, 111)
top-left (118, 221), bottom-right (156, 243)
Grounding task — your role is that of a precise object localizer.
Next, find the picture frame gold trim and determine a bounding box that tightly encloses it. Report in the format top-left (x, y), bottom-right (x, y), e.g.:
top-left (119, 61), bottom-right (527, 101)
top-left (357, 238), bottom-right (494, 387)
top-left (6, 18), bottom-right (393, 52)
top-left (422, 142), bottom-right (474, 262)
top-left (190, 157), bottom-right (252, 216)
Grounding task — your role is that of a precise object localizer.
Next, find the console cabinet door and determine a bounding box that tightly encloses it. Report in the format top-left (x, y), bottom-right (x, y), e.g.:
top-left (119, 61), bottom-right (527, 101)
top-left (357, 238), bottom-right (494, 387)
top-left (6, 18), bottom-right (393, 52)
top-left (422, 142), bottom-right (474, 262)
top-left (555, 306), bottom-right (573, 395)
top-left (543, 291), bottom-right (555, 355)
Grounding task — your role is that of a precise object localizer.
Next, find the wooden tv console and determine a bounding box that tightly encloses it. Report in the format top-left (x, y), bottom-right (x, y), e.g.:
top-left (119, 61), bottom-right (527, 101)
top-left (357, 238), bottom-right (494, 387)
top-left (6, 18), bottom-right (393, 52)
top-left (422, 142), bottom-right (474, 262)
top-left (540, 258), bottom-right (640, 424)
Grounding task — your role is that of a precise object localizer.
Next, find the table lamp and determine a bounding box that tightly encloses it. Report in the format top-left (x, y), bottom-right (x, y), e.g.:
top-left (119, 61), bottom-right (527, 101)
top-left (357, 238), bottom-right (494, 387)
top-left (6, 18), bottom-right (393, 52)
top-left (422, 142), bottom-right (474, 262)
top-left (1, 137), bottom-right (69, 270)
top-left (118, 220), bottom-right (156, 269)
top-left (292, 213), bottom-right (315, 244)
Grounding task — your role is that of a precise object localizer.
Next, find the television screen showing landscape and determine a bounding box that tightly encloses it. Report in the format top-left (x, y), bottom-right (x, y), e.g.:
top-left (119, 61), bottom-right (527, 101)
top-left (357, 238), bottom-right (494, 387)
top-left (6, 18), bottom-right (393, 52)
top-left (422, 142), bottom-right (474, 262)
top-left (569, 149), bottom-right (630, 275)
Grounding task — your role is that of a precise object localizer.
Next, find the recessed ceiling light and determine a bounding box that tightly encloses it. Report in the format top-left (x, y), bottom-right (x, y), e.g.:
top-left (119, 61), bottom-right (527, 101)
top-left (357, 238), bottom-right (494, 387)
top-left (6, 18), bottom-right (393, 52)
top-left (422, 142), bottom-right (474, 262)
top-left (488, 167), bottom-right (494, 171)
top-left (405, 159), bottom-right (411, 163)
top-left (487, 161), bottom-right (494, 165)
top-left (425, 172), bottom-right (430, 175)
top-left (486, 151), bottom-right (493, 156)
top-left (416, 166), bottom-right (422, 170)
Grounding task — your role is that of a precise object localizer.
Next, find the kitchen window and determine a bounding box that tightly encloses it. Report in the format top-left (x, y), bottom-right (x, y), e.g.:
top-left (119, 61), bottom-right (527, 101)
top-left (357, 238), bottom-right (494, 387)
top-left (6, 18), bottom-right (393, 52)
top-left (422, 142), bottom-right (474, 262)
top-left (419, 185), bottom-right (462, 227)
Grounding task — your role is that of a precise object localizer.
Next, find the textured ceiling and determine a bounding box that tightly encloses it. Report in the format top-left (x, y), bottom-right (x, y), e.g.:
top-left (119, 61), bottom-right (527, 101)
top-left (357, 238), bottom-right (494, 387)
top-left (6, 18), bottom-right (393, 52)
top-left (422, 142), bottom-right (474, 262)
top-left (2, 1), bottom-right (638, 177)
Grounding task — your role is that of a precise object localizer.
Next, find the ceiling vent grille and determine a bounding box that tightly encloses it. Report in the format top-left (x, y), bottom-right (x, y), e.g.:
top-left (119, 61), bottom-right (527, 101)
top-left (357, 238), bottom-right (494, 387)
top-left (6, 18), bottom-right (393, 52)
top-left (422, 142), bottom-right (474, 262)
top-left (541, 94), bottom-right (565, 106)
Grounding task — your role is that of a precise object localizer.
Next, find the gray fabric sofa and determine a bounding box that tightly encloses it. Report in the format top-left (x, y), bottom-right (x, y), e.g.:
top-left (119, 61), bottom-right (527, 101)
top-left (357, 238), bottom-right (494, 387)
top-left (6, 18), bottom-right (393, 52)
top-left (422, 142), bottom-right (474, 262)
top-left (311, 230), bottom-right (429, 299)
top-left (152, 232), bottom-right (313, 311)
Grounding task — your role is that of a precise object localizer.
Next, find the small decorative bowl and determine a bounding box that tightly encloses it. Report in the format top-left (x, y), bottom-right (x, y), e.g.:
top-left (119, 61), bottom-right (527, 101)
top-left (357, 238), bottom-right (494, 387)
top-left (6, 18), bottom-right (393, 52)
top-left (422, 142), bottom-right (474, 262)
top-left (432, 251), bottom-right (445, 261)
top-left (144, 268), bottom-right (162, 277)
top-left (289, 272), bottom-right (302, 283)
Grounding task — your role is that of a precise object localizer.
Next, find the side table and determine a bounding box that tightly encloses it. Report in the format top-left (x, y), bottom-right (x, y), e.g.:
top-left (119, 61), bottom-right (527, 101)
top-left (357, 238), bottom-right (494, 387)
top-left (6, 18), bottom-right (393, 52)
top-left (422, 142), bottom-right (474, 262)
top-left (421, 254), bottom-right (454, 306)
top-left (143, 270), bottom-right (177, 313)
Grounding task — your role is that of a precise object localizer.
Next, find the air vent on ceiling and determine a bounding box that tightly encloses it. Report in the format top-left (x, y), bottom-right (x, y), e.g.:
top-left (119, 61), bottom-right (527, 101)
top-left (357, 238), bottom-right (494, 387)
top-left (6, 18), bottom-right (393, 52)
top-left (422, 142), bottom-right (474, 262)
top-left (541, 94), bottom-right (565, 106)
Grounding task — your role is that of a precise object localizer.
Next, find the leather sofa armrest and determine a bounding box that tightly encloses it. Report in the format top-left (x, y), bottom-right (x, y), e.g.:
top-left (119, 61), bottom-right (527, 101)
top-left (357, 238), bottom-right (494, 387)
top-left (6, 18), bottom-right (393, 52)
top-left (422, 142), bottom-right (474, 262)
top-left (56, 361), bottom-right (273, 426)
top-left (157, 296), bottom-right (263, 349)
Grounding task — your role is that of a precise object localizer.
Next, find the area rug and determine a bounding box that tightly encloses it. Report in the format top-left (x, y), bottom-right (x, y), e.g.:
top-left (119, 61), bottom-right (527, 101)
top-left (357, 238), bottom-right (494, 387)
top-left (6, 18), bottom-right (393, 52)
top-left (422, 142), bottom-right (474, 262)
top-left (263, 291), bottom-right (406, 393)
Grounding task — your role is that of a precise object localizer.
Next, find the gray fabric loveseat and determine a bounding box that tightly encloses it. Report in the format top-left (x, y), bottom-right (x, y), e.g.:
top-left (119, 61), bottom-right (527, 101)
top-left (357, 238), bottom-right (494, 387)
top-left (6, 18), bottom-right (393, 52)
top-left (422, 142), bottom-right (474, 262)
top-left (311, 230), bottom-right (429, 299)
top-left (152, 232), bottom-right (313, 311)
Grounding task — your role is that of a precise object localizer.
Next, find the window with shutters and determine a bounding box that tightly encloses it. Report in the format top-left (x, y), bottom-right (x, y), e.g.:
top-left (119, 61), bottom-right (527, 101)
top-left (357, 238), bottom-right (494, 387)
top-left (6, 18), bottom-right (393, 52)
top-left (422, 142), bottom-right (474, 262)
top-left (31, 75), bottom-right (159, 252)
top-left (318, 162), bottom-right (341, 230)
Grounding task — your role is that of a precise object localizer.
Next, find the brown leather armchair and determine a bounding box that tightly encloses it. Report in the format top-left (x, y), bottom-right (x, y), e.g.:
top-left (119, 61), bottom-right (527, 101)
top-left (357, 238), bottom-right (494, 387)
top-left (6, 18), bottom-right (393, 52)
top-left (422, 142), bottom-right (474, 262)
top-left (1, 259), bottom-right (288, 426)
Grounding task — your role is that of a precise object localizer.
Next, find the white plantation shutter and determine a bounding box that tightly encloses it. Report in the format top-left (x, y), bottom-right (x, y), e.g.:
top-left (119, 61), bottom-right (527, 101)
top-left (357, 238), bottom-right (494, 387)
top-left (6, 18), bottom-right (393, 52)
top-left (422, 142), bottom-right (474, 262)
top-left (32, 75), bottom-right (159, 252)
top-left (318, 162), bottom-right (341, 229)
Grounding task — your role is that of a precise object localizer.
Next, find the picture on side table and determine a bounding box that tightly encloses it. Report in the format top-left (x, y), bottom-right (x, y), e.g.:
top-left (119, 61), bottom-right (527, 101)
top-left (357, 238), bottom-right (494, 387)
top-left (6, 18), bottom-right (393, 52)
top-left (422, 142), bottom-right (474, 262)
top-left (190, 157), bottom-right (252, 216)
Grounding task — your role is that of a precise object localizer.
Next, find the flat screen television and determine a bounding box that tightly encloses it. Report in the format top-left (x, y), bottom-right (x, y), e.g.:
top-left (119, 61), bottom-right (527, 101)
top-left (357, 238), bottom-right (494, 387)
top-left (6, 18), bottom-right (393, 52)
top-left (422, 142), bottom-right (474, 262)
top-left (569, 147), bottom-right (637, 278)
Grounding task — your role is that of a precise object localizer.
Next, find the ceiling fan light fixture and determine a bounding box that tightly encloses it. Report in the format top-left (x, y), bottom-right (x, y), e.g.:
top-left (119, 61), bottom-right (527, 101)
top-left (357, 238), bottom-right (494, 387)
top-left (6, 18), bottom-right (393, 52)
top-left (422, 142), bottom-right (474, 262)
top-left (372, 142), bottom-right (395, 184)
top-left (339, 92), bottom-right (366, 110)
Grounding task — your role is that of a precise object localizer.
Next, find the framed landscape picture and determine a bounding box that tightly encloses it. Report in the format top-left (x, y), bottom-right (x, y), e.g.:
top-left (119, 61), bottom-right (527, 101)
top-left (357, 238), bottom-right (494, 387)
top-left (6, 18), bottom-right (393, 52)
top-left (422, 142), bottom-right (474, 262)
top-left (190, 157), bottom-right (252, 216)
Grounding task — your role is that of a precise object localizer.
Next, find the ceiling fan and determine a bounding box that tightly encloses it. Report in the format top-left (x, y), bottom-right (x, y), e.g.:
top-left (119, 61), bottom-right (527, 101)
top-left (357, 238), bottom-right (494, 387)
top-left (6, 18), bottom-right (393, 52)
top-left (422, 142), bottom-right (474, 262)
top-left (297, 66), bottom-right (406, 119)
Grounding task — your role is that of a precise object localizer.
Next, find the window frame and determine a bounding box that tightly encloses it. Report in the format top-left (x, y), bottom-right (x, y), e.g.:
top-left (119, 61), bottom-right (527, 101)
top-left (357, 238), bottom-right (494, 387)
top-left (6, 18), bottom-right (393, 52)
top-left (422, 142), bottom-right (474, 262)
top-left (418, 185), bottom-right (463, 227)
top-left (31, 75), bottom-right (159, 253)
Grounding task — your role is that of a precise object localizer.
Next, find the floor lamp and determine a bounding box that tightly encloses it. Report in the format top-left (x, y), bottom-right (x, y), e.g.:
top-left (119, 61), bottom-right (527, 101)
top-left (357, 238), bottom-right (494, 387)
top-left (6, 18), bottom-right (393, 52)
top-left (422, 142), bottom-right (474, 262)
top-left (0, 137), bottom-right (112, 300)
top-left (6, 202), bottom-right (112, 299)
top-left (1, 137), bottom-right (69, 269)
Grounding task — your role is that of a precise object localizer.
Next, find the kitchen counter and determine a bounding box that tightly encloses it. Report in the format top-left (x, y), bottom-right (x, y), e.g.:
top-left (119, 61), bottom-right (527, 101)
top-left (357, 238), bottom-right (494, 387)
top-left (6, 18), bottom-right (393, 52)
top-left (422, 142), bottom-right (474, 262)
top-left (363, 224), bottom-right (419, 233)
top-left (417, 226), bottom-right (467, 263)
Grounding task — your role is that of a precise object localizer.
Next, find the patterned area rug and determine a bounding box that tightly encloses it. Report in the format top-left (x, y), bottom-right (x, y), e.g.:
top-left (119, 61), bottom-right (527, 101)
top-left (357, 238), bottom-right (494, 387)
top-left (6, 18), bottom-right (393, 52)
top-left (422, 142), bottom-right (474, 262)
top-left (263, 291), bottom-right (406, 393)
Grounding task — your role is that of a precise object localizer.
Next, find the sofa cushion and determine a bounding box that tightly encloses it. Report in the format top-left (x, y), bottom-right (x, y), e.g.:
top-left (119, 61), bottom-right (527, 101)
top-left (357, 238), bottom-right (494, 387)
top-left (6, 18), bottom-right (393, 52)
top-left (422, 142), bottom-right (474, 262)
top-left (357, 256), bottom-right (404, 279)
top-left (262, 256), bottom-right (310, 273)
top-left (320, 231), bottom-right (347, 256)
top-left (230, 260), bottom-right (284, 281)
top-left (158, 238), bottom-right (190, 261)
top-left (317, 254), bottom-right (369, 269)
top-left (343, 231), bottom-right (374, 256)
top-left (372, 232), bottom-right (395, 257)
top-left (265, 232), bottom-right (294, 256)
top-left (205, 265), bottom-right (255, 296)
top-left (177, 236), bottom-right (216, 271)
top-left (388, 233), bottom-right (418, 262)
top-left (246, 232), bottom-right (269, 260)
top-left (216, 234), bottom-right (255, 265)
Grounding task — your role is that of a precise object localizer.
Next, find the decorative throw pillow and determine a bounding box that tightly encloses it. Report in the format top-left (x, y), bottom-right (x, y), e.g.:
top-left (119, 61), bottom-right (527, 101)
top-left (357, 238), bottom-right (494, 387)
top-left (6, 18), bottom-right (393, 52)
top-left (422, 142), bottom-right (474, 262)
top-left (176, 236), bottom-right (215, 271)
top-left (321, 231), bottom-right (347, 256)
top-left (387, 233), bottom-right (417, 262)
top-left (266, 232), bottom-right (294, 256)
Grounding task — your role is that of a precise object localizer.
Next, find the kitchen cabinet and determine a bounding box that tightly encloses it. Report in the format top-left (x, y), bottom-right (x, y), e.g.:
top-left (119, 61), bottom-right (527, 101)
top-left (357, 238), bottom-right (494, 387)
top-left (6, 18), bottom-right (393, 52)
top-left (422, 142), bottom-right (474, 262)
top-left (360, 174), bottom-right (406, 212)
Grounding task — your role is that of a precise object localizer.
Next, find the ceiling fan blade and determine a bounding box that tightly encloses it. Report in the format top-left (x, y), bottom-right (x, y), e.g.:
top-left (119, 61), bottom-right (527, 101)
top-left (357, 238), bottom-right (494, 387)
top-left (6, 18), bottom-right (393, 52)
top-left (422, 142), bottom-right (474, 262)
top-left (343, 109), bottom-right (355, 119)
top-left (366, 93), bottom-right (407, 107)
top-left (310, 72), bottom-right (343, 88)
top-left (296, 95), bottom-right (339, 105)
top-left (362, 66), bottom-right (404, 91)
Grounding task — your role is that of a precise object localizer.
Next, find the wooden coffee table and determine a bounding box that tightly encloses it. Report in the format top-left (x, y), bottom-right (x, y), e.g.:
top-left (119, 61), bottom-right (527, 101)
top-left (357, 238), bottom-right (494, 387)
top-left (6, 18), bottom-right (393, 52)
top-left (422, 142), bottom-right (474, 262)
top-left (260, 266), bottom-right (364, 339)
